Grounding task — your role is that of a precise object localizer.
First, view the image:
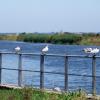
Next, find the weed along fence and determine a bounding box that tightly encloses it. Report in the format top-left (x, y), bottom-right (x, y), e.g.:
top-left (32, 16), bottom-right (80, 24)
top-left (0, 52), bottom-right (99, 96)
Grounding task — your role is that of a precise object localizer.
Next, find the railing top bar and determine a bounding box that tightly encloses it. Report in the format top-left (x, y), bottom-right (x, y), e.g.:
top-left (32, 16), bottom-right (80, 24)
top-left (0, 52), bottom-right (40, 55)
top-left (0, 52), bottom-right (100, 58)
top-left (0, 52), bottom-right (16, 54)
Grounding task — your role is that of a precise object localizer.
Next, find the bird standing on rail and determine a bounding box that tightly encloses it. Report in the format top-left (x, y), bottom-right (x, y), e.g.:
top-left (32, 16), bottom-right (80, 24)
top-left (41, 45), bottom-right (48, 54)
top-left (91, 48), bottom-right (99, 54)
top-left (83, 48), bottom-right (99, 54)
top-left (15, 46), bottom-right (21, 53)
top-left (83, 48), bottom-right (92, 53)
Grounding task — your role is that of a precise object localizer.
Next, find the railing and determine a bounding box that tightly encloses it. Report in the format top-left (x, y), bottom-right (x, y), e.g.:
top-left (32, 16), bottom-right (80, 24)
top-left (0, 52), bottom-right (99, 96)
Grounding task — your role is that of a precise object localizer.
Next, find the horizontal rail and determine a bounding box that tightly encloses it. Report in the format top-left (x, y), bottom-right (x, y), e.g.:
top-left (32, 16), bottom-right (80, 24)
top-left (2, 67), bottom-right (100, 78)
top-left (0, 52), bottom-right (100, 58)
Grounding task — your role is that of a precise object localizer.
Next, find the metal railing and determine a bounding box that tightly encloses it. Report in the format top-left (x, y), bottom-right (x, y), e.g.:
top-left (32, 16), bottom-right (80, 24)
top-left (0, 52), bottom-right (99, 96)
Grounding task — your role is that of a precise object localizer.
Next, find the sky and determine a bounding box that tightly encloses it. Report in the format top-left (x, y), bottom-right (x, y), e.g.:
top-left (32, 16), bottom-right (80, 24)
top-left (0, 0), bottom-right (100, 33)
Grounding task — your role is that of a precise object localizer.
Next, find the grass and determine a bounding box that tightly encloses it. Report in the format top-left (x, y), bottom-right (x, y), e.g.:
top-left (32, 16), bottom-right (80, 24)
top-left (0, 87), bottom-right (87, 100)
top-left (0, 33), bottom-right (100, 45)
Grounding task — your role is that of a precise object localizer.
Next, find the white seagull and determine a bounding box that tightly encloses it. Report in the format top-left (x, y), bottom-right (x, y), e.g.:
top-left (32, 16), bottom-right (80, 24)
top-left (83, 48), bottom-right (99, 54)
top-left (15, 46), bottom-right (21, 53)
top-left (42, 45), bottom-right (48, 54)
top-left (53, 87), bottom-right (61, 92)
top-left (83, 48), bottom-right (92, 53)
top-left (91, 48), bottom-right (99, 54)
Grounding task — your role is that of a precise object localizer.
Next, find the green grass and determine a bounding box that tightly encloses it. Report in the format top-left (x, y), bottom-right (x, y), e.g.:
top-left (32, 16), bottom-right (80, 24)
top-left (0, 33), bottom-right (100, 45)
top-left (0, 88), bottom-right (87, 100)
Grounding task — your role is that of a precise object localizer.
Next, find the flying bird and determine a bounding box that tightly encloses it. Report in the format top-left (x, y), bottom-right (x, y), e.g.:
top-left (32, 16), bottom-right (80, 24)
top-left (41, 45), bottom-right (48, 54)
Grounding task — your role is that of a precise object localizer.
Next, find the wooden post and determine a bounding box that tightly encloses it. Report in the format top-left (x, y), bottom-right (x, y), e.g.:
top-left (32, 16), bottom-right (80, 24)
top-left (0, 53), bottom-right (2, 84)
top-left (64, 56), bottom-right (68, 91)
top-left (40, 54), bottom-right (45, 89)
top-left (92, 55), bottom-right (96, 96)
top-left (18, 54), bottom-right (22, 87)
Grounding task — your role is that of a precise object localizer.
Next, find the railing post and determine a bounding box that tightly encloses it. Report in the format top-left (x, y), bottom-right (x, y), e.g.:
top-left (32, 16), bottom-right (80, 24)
top-left (0, 53), bottom-right (2, 84)
top-left (92, 55), bottom-right (96, 96)
top-left (18, 54), bottom-right (22, 87)
top-left (64, 56), bottom-right (68, 91)
top-left (40, 54), bottom-right (45, 89)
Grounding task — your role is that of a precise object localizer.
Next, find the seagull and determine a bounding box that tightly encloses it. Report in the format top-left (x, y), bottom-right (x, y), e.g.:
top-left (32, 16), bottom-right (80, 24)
top-left (15, 46), bottom-right (21, 53)
top-left (83, 48), bottom-right (92, 53)
top-left (53, 87), bottom-right (61, 92)
top-left (41, 45), bottom-right (48, 54)
top-left (91, 48), bottom-right (99, 54)
top-left (83, 48), bottom-right (99, 54)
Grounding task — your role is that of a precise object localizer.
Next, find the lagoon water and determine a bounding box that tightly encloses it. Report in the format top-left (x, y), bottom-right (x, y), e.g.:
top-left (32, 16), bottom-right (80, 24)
top-left (0, 40), bottom-right (100, 94)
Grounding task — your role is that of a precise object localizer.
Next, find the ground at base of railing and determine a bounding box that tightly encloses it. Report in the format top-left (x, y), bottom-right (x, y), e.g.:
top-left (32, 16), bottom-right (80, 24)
top-left (0, 84), bottom-right (100, 100)
top-left (0, 84), bottom-right (61, 93)
top-left (0, 84), bottom-right (22, 89)
top-left (86, 94), bottom-right (100, 100)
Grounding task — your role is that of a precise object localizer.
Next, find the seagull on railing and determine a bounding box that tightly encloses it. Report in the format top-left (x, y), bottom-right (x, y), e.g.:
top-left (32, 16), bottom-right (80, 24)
top-left (83, 48), bottom-right (99, 54)
top-left (83, 48), bottom-right (92, 53)
top-left (41, 45), bottom-right (48, 54)
top-left (15, 46), bottom-right (21, 53)
top-left (91, 48), bottom-right (99, 54)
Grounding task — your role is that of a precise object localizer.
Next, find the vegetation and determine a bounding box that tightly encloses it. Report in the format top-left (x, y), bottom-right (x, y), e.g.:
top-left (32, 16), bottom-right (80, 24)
top-left (0, 34), bottom-right (17, 41)
top-left (0, 32), bottom-right (100, 45)
top-left (80, 33), bottom-right (100, 45)
top-left (0, 87), bottom-right (87, 100)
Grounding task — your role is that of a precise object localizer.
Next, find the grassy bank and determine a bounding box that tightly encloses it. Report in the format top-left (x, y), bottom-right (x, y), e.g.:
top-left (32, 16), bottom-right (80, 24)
top-left (0, 32), bottom-right (100, 45)
top-left (17, 33), bottom-right (82, 45)
top-left (0, 88), bottom-right (86, 100)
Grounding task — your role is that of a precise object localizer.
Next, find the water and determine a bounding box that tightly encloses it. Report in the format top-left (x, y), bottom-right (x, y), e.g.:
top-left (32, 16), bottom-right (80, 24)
top-left (0, 40), bottom-right (100, 94)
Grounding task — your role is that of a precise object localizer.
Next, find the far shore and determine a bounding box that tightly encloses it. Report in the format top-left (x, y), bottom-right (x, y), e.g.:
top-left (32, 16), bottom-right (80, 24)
top-left (0, 32), bottom-right (100, 46)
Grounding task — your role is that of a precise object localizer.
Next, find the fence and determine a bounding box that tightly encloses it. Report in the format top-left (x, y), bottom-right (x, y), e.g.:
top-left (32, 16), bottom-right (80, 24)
top-left (0, 52), bottom-right (99, 96)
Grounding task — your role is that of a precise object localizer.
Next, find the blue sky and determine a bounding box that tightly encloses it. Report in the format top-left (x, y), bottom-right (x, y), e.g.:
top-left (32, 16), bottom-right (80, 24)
top-left (0, 0), bottom-right (100, 33)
